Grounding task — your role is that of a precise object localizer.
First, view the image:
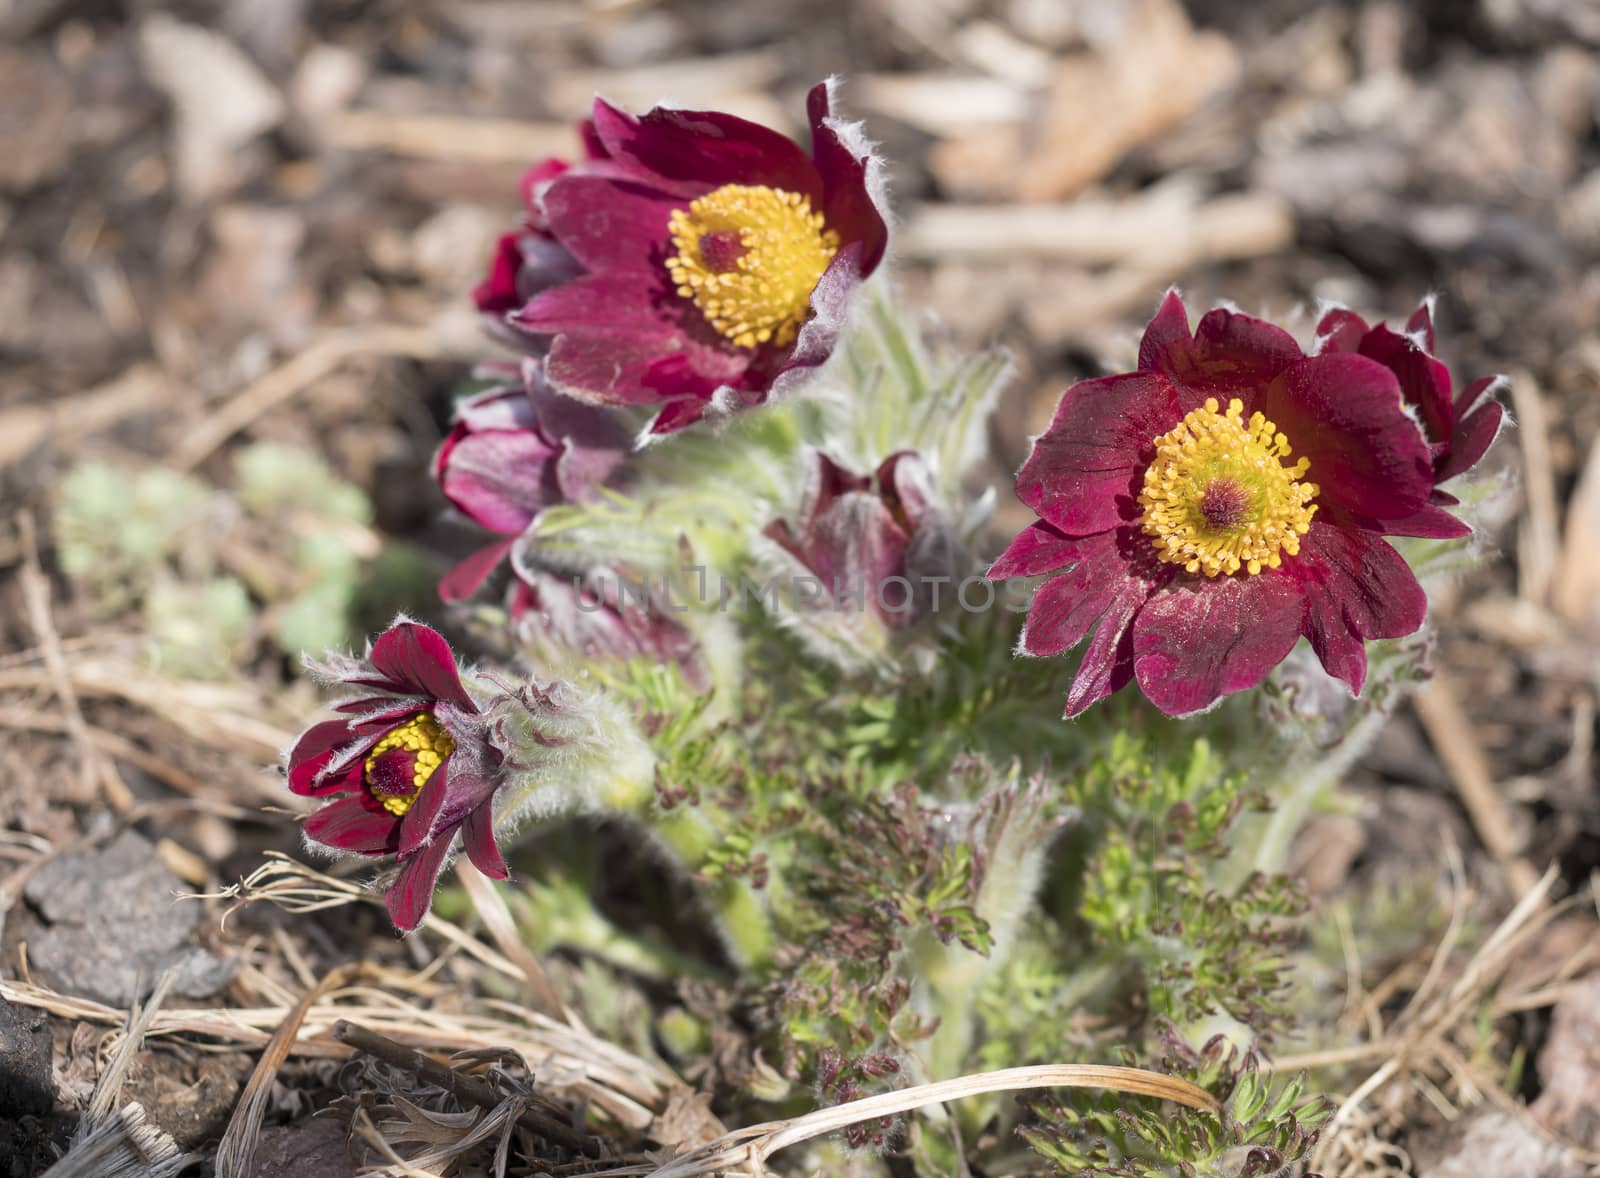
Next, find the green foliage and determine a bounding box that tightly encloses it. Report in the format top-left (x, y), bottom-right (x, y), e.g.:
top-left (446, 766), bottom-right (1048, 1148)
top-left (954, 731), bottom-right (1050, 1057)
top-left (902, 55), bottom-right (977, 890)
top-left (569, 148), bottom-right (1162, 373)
top-left (56, 463), bottom-right (211, 608)
top-left (1067, 736), bottom-right (1306, 1033)
top-left (1019, 1032), bottom-right (1331, 1177)
top-left (54, 446), bottom-right (378, 674)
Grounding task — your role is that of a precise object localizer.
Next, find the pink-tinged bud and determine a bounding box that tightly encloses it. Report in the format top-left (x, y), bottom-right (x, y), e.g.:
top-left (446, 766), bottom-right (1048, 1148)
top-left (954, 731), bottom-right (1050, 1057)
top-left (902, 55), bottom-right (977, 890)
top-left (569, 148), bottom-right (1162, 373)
top-left (435, 360), bottom-right (629, 604)
top-left (765, 449), bottom-right (962, 631)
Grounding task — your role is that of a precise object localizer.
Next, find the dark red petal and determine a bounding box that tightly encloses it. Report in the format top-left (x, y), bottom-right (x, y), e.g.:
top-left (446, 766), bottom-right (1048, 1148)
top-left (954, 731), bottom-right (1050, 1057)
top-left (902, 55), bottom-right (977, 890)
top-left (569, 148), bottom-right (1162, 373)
top-left (987, 520), bottom-right (1083, 580)
top-left (303, 796), bottom-right (399, 854)
top-left (287, 719), bottom-right (357, 796)
top-left (1063, 586), bottom-right (1142, 719)
top-left (462, 804), bottom-right (509, 880)
top-left (439, 539), bottom-right (517, 604)
top-left (385, 836), bottom-right (455, 932)
top-left (474, 234), bottom-right (525, 315)
top-left (1405, 299), bottom-right (1437, 353)
top-left (806, 82), bottom-right (888, 274)
top-left (547, 328), bottom-right (746, 410)
top-left (517, 156), bottom-right (571, 217)
top-left (398, 756), bottom-right (450, 856)
top-left (1356, 323), bottom-right (1453, 446)
top-left (1261, 353), bottom-right (1434, 522)
top-left (542, 175), bottom-right (680, 274)
top-left (438, 428), bottom-right (563, 536)
top-left (1289, 522), bottom-right (1427, 694)
top-left (1313, 307), bottom-right (1371, 354)
top-left (369, 623), bottom-right (475, 711)
top-left (1017, 372), bottom-right (1180, 537)
top-left (345, 700), bottom-right (426, 735)
top-left (1145, 303), bottom-right (1304, 414)
top-left (1454, 374), bottom-right (1502, 418)
top-left (1374, 503), bottom-right (1471, 539)
top-left (1138, 290), bottom-right (1192, 374)
top-left (514, 268), bottom-right (671, 336)
top-left (647, 396), bottom-right (711, 435)
top-left (1438, 400), bottom-right (1504, 481)
top-left (1131, 572), bottom-right (1305, 716)
top-left (591, 96), bottom-right (822, 203)
top-left (1019, 529), bottom-right (1137, 658)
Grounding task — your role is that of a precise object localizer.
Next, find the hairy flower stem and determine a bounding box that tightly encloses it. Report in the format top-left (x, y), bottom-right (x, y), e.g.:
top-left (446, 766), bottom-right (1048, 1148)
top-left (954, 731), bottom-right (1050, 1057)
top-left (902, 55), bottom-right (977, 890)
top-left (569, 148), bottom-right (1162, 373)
top-left (1225, 703), bottom-right (1390, 889)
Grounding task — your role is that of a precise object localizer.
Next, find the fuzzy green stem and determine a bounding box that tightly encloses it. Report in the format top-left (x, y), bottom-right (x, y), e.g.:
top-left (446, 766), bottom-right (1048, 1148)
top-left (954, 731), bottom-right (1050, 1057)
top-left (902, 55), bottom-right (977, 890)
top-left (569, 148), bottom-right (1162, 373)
top-left (1225, 703), bottom-right (1390, 889)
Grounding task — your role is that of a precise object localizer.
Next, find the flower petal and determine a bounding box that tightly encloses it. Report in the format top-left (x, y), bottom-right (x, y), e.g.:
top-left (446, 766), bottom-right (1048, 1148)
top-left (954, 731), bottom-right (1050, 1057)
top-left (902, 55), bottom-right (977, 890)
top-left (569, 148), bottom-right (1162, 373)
top-left (1016, 372), bottom-right (1179, 537)
top-left (542, 175), bottom-right (680, 274)
top-left (287, 719), bottom-right (360, 796)
top-left (437, 426), bottom-right (562, 535)
top-left (474, 234), bottom-right (525, 315)
top-left (1131, 571), bottom-right (1305, 716)
top-left (1437, 400), bottom-right (1504, 481)
top-left (385, 836), bottom-right (455, 932)
top-left (1356, 323), bottom-right (1453, 447)
top-left (589, 96), bottom-right (822, 203)
top-left (304, 796), bottom-right (399, 854)
top-left (1019, 530), bottom-right (1140, 658)
top-left (1313, 307), bottom-right (1371, 354)
top-left (1142, 300), bottom-right (1303, 414)
top-left (1260, 353), bottom-right (1435, 522)
top-left (514, 270), bottom-right (674, 337)
top-left (1137, 290), bottom-right (1193, 374)
top-left (369, 623), bottom-right (475, 711)
top-left (1064, 586), bottom-right (1141, 719)
top-left (1289, 522), bottom-right (1427, 694)
top-left (806, 82), bottom-right (889, 274)
top-left (1405, 299), bottom-right (1437, 353)
top-left (1372, 503), bottom-right (1471, 539)
top-left (987, 520), bottom-right (1083, 580)
top-left (398, 756), bottom-right (450, 856)
top-left (439, 539), bottom-right (517, 604)
top-left (462, 804), bottom-right (509, 880)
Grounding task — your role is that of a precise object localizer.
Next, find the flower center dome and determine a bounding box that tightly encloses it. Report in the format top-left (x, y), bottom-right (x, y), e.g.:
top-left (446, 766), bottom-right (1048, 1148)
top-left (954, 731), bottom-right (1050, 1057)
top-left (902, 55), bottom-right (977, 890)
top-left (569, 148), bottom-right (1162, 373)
top-left (1139, 397), bottom-right (1319, 577)
top-left (666, 183), bottom-right (839, 350)
top-left (364, 712), bottom-right (455, 817)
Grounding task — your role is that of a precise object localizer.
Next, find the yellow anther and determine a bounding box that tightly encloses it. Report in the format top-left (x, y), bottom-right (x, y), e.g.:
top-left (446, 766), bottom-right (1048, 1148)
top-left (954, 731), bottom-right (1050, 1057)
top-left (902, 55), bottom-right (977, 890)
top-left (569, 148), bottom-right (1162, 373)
top-left (1138, 397), bottom-right (1319, 578)
top-left (364, 712), bottom-right (455, 817)
top-left (665, 183), bottom-right (839, 349)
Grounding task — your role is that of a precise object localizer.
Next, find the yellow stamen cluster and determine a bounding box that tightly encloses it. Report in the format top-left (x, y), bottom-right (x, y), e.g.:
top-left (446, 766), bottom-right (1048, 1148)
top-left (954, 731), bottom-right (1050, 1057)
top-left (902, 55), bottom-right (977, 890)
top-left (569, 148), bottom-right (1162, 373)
top-left (1139, 397), bottom-right (1319, 577)
top-left (666, 183), bottom-right (839, 349)
top-left (364, 712), bottom-right (455, 817)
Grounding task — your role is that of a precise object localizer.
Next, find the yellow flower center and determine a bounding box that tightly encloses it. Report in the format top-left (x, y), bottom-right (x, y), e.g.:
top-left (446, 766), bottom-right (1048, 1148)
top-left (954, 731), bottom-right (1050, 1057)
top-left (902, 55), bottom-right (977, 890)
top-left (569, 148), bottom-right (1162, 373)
top-left (666, 183), bottom-right (840, 350)
top-left (1139, 397), bottom-right (1318, 577)
top-left (364, 712), bottom-right (455, 817)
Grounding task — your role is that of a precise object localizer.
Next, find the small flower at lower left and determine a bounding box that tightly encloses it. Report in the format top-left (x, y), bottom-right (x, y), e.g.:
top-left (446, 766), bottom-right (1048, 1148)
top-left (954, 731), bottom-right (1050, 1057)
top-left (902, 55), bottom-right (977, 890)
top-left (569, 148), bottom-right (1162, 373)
top-left (286, 620), bottom-right (510, 931)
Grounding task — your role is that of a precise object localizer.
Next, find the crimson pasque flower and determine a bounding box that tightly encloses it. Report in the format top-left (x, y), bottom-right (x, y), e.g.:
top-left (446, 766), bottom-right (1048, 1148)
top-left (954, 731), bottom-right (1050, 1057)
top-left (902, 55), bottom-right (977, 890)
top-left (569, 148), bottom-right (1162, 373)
top-left (434, 359), bottom-right (628, 603)
top-left (990, 291), bottom-right (1492, 718)
top-left (1314, 298), bottom-right (1504, 538)
top-left (765, 449), bottom-right (958, 630)
top-left (286, 621), bottom-right (508, 930)
top-left (500, 82), bottom-right (889, 435)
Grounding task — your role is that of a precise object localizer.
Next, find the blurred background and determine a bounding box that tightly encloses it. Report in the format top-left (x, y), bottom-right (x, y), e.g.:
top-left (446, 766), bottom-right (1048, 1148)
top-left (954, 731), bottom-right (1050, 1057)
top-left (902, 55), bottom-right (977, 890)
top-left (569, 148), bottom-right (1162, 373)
top-left (1, 0), bottom-right (1598, 1173)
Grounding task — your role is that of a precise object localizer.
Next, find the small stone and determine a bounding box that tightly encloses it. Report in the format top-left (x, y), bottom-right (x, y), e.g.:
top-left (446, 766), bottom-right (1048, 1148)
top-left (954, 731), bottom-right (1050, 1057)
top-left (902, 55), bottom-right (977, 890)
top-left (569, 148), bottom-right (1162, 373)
top-left (20, 830), bottom-right (234, 1006)
top-left (0, 995), bottom-right (53, 1116)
